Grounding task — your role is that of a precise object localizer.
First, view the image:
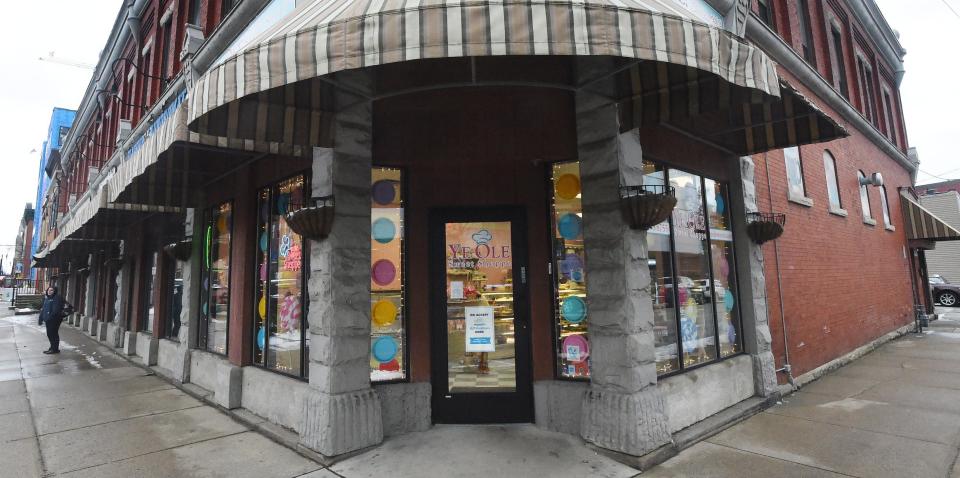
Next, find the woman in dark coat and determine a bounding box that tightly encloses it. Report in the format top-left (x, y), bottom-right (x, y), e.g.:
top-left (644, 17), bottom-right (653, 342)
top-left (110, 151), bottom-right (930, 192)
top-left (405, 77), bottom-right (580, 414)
top-left (38, 286), bottom-right (71, 354)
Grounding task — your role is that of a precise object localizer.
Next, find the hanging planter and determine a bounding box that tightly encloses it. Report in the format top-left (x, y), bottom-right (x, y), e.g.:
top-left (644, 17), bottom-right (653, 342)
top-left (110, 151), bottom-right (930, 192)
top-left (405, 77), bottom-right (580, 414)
top-left (163, 239), bottom-right (193, 261)
top-left (746, 212), bottom-right (786, 244)
top-left (619, 185), bottom-right (677, 230)
top-left (285, 196), bottom-right (335, 240)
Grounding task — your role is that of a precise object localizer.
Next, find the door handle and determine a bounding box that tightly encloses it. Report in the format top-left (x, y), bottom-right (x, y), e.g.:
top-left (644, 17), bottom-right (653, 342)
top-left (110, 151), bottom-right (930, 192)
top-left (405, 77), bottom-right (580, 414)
top-left (521, 266), bottom-right (527, 284)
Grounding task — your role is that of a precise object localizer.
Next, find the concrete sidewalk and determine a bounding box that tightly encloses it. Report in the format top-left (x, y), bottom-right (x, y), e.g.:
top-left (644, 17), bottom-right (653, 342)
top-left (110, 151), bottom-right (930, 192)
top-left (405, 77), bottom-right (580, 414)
top-left (647, 307), bottom-right (960, 478)
top-left (7, 307), bottom-right (960, 477)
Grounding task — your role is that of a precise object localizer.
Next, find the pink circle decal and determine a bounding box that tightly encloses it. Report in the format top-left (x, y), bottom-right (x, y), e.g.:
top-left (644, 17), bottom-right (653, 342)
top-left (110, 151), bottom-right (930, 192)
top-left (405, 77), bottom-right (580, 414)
top-left (561, 334), bottom-right (590, 363)
top-left (371, 259), bottom-right (397, 286)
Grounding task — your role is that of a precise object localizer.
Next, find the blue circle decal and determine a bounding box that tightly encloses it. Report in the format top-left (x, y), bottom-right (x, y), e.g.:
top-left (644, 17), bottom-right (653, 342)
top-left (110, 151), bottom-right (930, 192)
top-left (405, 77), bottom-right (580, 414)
top-left (372, 218), bottom-right (397, 244)
top-left (372, 336), bottom-right (398, 362)
top-left (256, 327), bottom-right (266, 350)
top-left (558, 213), bottom-right (582, 240)
top-left (561, 296), bottom-right (587, 324)
top-left (715, 194), bottom-right (725, 215)
top-left (723, 290), bottom-right (735, 313)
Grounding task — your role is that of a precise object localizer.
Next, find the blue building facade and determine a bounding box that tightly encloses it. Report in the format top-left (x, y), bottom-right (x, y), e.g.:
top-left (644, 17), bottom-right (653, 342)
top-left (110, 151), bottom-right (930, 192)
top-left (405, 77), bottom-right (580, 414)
top-left (31, 108), bottom-right (76, 279)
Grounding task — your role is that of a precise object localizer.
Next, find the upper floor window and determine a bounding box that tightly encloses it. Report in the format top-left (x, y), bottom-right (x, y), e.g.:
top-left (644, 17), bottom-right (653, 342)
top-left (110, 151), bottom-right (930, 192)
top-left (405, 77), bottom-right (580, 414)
top-left (880, 85), bottom-right (899, 145)
top-left (784, 147), bottom-right (809, 203)
top-left (879, 185), bottom-right (892, 229)
top-left (797, 0), bottom-right (816, 64)
top-left (823, 151), bottom-right (843, 212)
top-left (222, 0), bottom-right (236, 17)
top-left (855, 53), bottom-right (878, 125)
top-left (189, 0), bottom-right (202, 26)
top-left (829, 23), bottom-right (849, 99)
top-left (757, 0), bottom-right (776, 31)
top-left (857, 171), bottom-right (873, 222)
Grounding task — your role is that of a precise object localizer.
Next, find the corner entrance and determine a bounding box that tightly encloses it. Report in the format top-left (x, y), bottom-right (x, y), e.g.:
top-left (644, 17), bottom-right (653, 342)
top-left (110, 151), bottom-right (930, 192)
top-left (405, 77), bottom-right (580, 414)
top-left (429, 207), bottom-right (533, 423)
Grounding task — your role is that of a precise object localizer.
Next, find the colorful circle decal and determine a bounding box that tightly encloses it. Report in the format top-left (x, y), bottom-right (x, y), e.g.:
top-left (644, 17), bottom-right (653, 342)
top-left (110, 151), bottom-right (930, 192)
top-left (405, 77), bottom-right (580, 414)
top-left (202, 302), bottom-right (208, 316)
top-left (560, 253), bottom-right (583, 278)
top-left (259, 232), bottom-right (268, 252)
top-left (372, 300), bottom-right (398, 327)
top-left (562, 334), bottom-right (589, 363)
top-left (715, 193), bottom-right (725, 215)
top-left (558, 213), bottom-right (582, 240)
top-left (258, 295), bottom-right (267, 319)
top-left (723, 290), bottom-right (735, 313)
top-left (372, 218), bottom-right (397, 244)
top-left (555, 174), bottom-right (581, 200)
top-left (561, 296), bottom-right (587, 324)
top-left (680, 316), bottom-right (699, 353)
top-left (276, 194), bottom-right (290, 215)
top-left (371, 259), bottom-right (397, 286)
top-left (372, 336), bottom-right (399, 362)
top-left (372, 180), bottom-right (397, 205)
top-left (216, 215), bottom-right (228, 234)
top-left (256, 327), bottom-right (266, 350)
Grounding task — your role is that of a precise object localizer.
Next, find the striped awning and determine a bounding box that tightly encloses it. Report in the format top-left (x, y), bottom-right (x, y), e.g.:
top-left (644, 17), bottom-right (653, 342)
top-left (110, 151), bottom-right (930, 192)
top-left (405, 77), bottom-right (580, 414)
top-left (901, 190), bottom-right (960, 241)
top-left (187, 0), bottom-right (786, 148)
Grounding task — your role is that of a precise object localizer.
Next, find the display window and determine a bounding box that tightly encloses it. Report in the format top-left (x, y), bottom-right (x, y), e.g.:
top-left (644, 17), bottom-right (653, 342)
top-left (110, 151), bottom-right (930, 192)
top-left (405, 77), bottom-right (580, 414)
top-left (253, 174), bottom-right (309, 378)
top-left (647, 161), bottom-right (743, 376)
top-left (549, 162), bottom-right (589, 380)
top-left (199, 202), bottom-right (232, 355)
top-left (164, 255), bottom-right (184, 340)
top-left (141, 252), bottom-right (158, 334)
top-left (370, 168), bottom-right (407, 382)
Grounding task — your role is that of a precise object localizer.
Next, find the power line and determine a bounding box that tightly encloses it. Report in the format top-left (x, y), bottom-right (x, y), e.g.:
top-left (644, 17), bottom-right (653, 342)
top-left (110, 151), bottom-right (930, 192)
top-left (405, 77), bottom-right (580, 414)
top-left (943, 0), bottom-right (960, 20)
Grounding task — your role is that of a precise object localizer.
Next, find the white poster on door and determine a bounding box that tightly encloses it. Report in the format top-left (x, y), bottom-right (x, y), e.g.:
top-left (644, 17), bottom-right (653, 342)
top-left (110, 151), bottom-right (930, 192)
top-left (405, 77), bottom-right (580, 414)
top-left (465, 306), bottom-right (495, 352)
top-left (450, 281), bottom-right (464, 300)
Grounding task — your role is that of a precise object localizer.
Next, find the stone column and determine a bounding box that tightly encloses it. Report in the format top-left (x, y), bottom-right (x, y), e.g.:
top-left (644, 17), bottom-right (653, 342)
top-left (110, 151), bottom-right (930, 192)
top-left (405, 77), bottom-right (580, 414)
top-left (300, 72), bottom-right (382, 458)
top-left (576, 88), bottom-right (671, 458)
top-left (84, 253), bottom-right (98, 322)
top-left (730, 157), bottom-right (778, 396)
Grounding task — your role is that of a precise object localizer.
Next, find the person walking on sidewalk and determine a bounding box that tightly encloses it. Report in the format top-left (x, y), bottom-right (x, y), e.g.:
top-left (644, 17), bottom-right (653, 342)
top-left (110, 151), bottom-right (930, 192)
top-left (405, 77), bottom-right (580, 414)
top-left (38, 286), bottom-right (72, 354)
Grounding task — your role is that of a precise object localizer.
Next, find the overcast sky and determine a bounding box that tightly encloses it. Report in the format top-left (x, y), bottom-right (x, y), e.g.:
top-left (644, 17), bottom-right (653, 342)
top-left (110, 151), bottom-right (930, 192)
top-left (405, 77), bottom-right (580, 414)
top-left (0, 0), bottom-right (957, 245)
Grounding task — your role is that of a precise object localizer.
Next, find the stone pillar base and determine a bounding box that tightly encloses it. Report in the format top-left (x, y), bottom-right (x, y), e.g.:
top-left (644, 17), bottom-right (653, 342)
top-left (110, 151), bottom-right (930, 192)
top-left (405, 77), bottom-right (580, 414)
top-left (122, 331), bottom-right (137, 355)
top-left (103, 323), bottom-right (123, 348)
top-left (580, 387), bottom-right (672, 457)
top-left (157, 339), bottom-right (190, 383)
top-left (300, 389), bottom-right (383, 457)
top-left (214, 361), bottom-right (242, 409)
top-left (374, 382), bottom-right (431, 437)
top-left (136, 332), bottom-right (159, 366)
top-left (98, 322), bottom-right (109, 341)
top-left (88, 320), bottom-right (100, 337)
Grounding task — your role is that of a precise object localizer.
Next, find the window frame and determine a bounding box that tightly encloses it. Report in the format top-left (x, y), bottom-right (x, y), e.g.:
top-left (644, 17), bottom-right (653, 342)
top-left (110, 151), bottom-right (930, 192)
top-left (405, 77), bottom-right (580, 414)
top-left (140, 250), bottom-right (159, 334)
top-left (879, 185), bottom-right (894, 230)
top-left (251, 172), bottom-right (311, 380)
top-left (822, 150), bottom-right (845, 215)
top-left (854, 50), bottom-right (878, 125)
top-left (783, 146), bottom-right (813, 206)
top-left (757, 0), bottom-right (777, 32)
top-left (826, 15), bottom-right (849, 99)
top-left (797, 0), bottom-right (816, 64)
top-left (656, 165), bottom-right (745, 378)
top-left (162, 253), bottom-right (184, 341)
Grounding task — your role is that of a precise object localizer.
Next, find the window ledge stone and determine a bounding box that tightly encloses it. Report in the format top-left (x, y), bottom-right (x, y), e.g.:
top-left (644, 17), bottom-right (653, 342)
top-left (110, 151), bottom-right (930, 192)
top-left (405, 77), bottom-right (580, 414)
top-left (788, 195), bottom-right (814, 208)
top-left (863, 217), bottom-right (877, 226)
top-left (885, 224), bottom-right (896, 232)
top-left (829, 208), bottom-right (848, 217)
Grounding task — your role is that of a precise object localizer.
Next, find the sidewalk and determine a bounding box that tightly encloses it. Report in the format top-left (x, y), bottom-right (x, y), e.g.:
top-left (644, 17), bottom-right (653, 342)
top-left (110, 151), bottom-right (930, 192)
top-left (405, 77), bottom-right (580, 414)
top-left (647, 307), bottom-right (960, 478)
top-left (5, 307), bottom-right (960, 477)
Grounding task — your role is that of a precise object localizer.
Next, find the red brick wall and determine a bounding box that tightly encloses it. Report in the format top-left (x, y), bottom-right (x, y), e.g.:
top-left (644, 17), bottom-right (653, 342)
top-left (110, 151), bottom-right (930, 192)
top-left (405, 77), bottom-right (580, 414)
top-left (755, 69), bottom-right (915, 381)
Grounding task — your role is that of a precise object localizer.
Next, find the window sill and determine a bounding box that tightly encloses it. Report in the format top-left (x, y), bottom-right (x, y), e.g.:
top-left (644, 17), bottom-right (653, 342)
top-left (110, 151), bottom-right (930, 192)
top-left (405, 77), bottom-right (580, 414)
top-left (829, 208), bottom-right (848, 217)
top-left (788, 195), bottom-right (814, 208)
top-left (863, 217), bottom-right (877, 226)
top-left (885, 224), bottom-right (896, 232)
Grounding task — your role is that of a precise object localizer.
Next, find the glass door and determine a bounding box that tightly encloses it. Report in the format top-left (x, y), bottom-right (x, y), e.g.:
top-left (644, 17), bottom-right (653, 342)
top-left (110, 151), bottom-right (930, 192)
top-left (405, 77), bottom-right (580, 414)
top-left (430, 208), bottom-right (532, 423)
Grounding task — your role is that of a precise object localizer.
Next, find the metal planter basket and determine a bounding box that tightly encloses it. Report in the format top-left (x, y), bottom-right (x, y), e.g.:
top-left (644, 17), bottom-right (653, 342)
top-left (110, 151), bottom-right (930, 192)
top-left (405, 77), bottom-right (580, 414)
top-left (284, 196), bottom-right (335, 240)
top-left (619, 185), bottom-right (677, 230)
top-left (163, 239), bottom-right (193, 261)
top-left (746, 212), bottom-right (786, 244)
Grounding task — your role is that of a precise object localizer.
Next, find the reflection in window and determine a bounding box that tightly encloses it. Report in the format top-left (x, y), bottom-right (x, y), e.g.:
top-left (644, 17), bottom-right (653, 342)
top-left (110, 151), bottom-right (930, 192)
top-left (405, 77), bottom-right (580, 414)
top-left (142, 252), bottom-right (158, 333)
top-left (200, 202), bottom-right (232, 355)
top-left (371, 168), bottom-right (407, 382)
top-left (647, 162), bottom-right (743, 376)
top-left (550, 162), bottom-right (589, 379)
top-left (858, 171), bottom-right (873, 221)
top-left (254, 175), bottom-right (309, 377)
top-left (164, 257), bottom-right (183, 340)
top-left (784, 147), bottom-right (806, 200)
top-left (823, 151), bottom-right (842, 210)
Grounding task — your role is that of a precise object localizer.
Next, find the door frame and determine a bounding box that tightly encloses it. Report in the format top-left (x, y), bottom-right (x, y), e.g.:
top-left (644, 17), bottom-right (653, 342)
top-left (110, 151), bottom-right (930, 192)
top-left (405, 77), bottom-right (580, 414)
top-left (428, 206), bottom-right (534, 424)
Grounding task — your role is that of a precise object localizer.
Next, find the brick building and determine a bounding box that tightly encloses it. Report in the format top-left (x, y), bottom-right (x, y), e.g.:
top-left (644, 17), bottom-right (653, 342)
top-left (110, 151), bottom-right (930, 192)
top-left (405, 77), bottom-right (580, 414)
top-left (31, 0), bottom-right (956, 468)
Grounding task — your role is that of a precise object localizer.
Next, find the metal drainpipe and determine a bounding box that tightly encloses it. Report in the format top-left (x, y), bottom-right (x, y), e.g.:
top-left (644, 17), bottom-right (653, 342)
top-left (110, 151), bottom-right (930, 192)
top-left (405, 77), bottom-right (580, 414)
top-left (762, 151), bottom-right (797, 388)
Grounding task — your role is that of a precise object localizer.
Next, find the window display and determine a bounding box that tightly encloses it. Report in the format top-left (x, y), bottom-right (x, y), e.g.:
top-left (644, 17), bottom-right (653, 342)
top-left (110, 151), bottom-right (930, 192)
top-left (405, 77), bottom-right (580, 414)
top-left (254, 175), bottom-right (309, 377)
top-left (370, 168), bottom-right (407, 382)
top-left (200, 202), bottom-right (232, 355)
top-left (142, 252), bottom-right (158, 333)
top-left (646, 161), bottom-right (744, 376)
top-left (164, 256), bottom-right (183, 340)
top-left (550, 162), bottom-right (589, 379)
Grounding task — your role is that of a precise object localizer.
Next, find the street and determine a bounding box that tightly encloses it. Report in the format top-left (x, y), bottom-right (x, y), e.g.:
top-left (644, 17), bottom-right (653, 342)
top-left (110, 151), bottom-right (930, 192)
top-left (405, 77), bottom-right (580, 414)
top-left (4, 307), bottom-right (960, 477)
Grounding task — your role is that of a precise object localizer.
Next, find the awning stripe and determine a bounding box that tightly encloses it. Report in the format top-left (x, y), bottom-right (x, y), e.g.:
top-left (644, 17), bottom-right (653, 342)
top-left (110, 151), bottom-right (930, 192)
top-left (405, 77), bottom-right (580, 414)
top-left (188, 0), bottom-right (782, 144)
top-left (900, 190), bottom-right (960, 241)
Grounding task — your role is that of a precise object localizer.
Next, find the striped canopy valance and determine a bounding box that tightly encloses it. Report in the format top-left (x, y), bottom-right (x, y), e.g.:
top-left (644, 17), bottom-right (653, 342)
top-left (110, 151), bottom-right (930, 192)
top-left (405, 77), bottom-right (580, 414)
top-left (188, 0), bottom-right (783, 148)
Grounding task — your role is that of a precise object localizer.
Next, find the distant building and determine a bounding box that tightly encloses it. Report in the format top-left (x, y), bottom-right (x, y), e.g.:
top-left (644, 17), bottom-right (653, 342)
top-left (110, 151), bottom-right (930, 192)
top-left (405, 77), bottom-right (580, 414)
top-left (919, 190), bottom-right (960, 284)
top-left (31, 108), bottom-right (76, 283)
top-left (13, 203), bottom-right (35, 283)
top-left (918, 179), bottom-right (960, 197)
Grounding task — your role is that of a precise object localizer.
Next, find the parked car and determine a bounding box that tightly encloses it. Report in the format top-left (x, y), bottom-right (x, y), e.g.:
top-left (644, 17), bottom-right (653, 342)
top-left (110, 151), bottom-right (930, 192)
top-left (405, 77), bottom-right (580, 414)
top-left (931, 276), bottom-right (960, 307)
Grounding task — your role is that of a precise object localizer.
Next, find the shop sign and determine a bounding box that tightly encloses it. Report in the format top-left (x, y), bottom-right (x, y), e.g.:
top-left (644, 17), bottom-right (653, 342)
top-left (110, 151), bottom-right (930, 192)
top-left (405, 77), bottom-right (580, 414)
top-left (447, 228), bottom-right (512, 270)
top-left (465, 306), bottom-right (495, 352)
